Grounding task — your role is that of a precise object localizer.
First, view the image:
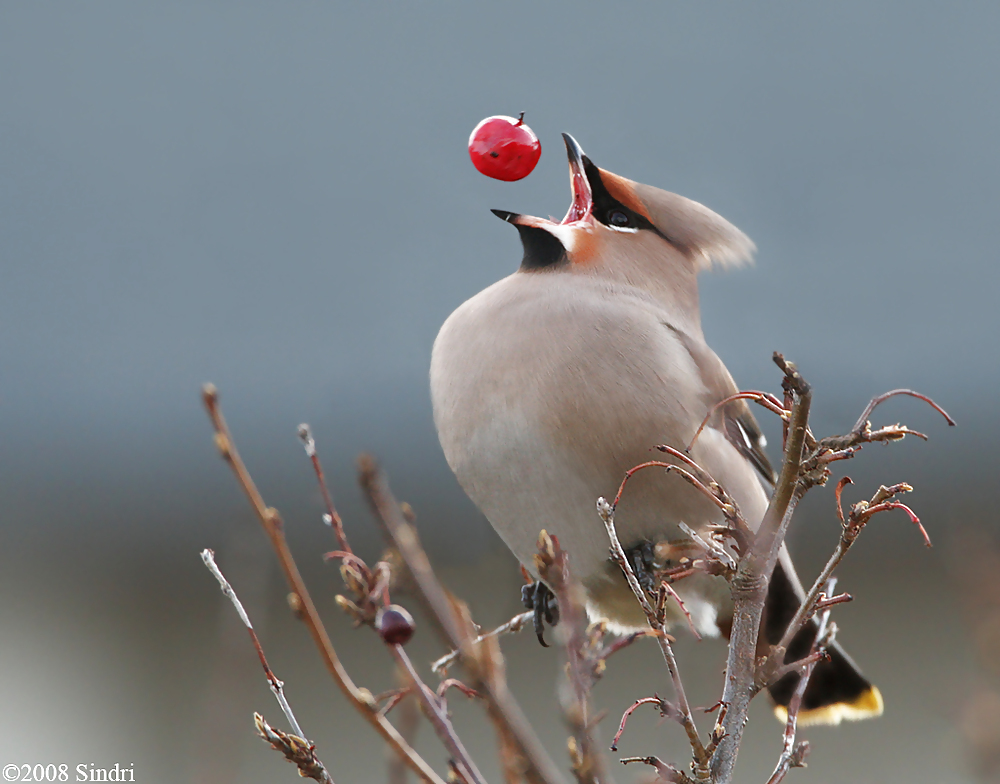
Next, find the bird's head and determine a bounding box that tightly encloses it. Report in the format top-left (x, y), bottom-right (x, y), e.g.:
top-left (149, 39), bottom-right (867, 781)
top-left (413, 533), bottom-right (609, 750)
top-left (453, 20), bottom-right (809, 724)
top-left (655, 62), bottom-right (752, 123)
top-left (492, 134), bottom-right (755, 320)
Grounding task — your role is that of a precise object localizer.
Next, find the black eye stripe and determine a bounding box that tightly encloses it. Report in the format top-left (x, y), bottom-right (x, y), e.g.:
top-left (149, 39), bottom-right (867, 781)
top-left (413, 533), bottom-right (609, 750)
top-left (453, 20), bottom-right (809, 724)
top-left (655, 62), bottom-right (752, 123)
top-left (582, 156), bottom-right (669, 240)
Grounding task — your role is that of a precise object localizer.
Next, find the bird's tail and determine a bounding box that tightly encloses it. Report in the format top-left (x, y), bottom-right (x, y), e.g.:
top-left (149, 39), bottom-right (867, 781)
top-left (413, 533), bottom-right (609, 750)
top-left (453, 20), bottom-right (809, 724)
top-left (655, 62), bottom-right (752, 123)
top-left (762, 561), bottom-right (884, 726)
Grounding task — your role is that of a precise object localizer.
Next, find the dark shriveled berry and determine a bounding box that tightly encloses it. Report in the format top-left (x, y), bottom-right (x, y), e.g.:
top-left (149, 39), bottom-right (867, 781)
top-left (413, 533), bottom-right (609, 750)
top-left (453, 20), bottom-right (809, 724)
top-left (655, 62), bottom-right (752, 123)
top-left (375, 604), bottom-right (415, 646)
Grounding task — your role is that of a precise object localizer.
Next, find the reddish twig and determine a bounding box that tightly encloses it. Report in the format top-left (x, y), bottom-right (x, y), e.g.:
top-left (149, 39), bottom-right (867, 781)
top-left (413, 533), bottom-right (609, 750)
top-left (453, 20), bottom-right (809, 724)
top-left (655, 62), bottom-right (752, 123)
top-left (202, 386), bottom-right (446, 784)
top-left (322, 550), bottom-right (372, 581)
top-left (431, 611), bottom-right (533, 675)
top-left (611, 461), bottom-right (709, 510)
top-left (685, 391), bottom-right (789, 453)
top-left (437, 679), bottom-right (481, 701)
top-left (765, 580), bottom-right (838, 784)
top-left (864, 501), bottom-right (931, 547)
top-left (834, 476), bottom-right (853, 523)
top-left (598, 498), bottom-right (708, 771)
top-left (850, 389), bottom-right (956, 435)
top-left (376, 688), bottom-right (413, 719)
top-left (535, 532), bottom-right (607, 784)
top-left (658, 446), bottom-right (753, 540)
top-left (298, 424), bottom-right (352, 554)
top-left (358, 456), bottom-right (565, 784)
top-left (612, 454), bottom-right (749, 542)
top-left (610, 696), bottom-right (680, 751)
top-left (773, 482), bottom-right (922, 664)
top-left (660, 581), bottom-right (701, 641)
top-left (201, 549), bottom-right (334, 782)
top-left (391, 645), bottom-right (488, 784)
top-left (620, 756), bottom-right (696, 784)
top-left (814, 592), bottom-right (853, 611)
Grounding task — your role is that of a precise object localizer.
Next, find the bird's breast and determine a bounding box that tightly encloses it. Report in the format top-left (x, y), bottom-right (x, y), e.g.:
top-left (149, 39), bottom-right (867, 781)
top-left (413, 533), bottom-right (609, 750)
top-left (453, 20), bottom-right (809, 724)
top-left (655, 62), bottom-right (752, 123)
top-left (431, 274), bottom-right (735, 581)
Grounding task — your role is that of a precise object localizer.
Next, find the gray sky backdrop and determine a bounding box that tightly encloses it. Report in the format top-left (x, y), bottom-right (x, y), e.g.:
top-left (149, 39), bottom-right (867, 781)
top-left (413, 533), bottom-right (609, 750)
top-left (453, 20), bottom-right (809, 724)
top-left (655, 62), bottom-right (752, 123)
top-left (1, 3), bottom-right (997, 783)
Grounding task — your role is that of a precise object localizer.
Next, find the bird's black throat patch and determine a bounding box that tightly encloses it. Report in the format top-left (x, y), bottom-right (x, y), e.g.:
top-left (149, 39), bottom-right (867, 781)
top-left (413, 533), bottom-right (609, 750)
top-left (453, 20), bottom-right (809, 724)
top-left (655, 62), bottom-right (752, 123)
top-left (515, 224), bottom-right (568, 270)
top-left (491, 209), bottom-right (568, 270)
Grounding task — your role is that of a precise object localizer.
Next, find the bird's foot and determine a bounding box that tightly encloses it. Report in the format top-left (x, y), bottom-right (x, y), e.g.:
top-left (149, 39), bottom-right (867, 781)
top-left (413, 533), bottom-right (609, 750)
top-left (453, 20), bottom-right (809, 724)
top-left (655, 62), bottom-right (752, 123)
top-left (521, 580), bottom-right (560, 647)
top-left (625, 540), bottom-right (659, 596)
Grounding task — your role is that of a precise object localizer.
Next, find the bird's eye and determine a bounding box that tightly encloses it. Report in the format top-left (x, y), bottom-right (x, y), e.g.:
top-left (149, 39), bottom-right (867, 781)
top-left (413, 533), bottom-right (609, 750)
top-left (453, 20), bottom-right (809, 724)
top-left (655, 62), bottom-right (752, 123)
top-left (609, 210), bottom-right (631, 227)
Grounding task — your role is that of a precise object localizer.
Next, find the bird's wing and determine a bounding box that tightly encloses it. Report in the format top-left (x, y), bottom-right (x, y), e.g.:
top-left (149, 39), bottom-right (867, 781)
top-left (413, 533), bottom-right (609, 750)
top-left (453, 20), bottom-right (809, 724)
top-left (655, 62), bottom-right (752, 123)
top-left (666, 324), bottom-right (776, 486)
top-left (723, 403), bottom-right (776, 485)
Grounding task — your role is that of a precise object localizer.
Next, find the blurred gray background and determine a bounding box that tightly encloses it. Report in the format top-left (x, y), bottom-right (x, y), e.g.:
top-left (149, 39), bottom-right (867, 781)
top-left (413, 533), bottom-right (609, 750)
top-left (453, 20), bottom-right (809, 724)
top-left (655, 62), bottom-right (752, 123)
top-left (1, 2), bottom-right (997, 782)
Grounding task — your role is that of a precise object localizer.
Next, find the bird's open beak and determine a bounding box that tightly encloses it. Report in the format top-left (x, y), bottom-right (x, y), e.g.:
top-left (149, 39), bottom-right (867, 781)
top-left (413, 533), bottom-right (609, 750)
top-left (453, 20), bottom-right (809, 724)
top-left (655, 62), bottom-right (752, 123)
top-left (492, 133), bottom-right (595, 230)
top-left (560, 133), bottom-right (593, 224)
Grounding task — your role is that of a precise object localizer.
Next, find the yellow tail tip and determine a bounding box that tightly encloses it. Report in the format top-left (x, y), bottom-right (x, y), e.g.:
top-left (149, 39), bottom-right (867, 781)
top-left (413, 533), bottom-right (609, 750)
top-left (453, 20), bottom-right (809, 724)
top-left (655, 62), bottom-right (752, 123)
top-left (773, 685), bottom-right (884, 727)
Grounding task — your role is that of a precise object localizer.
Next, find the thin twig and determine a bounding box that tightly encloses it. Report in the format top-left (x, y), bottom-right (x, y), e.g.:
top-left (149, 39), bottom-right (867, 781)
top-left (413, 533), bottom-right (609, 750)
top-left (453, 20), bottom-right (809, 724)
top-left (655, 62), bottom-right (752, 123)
top-left (610, 696), bottom-right (680, 752)
top-left (201, 549), bottom-right (308, 741)
top-left (437, 678), bottom-right (481, 700)
top-left (298, 423), bottom-right (352, 554)
top-left (597, 498), bottom-right (707, 770)
top-left (620, 756), bottom-right (696, 784)
top-left (658, 446), bottom-right (753, 540)
top-left (432, 611), bottom-right (533, 674)
top-left (685, 391), bottom-right (789, 453)
top-left (659, 580), bottom-right (702, 642)
top-left (199, 549), bottom-right (334, 783)
top-left (392, 645), bottom-right (489, 784)
top-left (677, 522), bottom-right (738, 574)
top-left (255, 712), bottom-right (335, 784)
top-left (377, 688), bottom-right (413, 718)
top-left (202, 385), bottom-right (447, 784)
top-left (611, 461), bottom-right (717, 514)
top-left (358, 455), bottom-right (566, 784)
top-left (850, 388), bottom-right (955, 434)
top-left (773, 482), bottom-right (919, 659)
top-left (709, 354), bottom-right (813, 784)
top-left (765, 580), bottom-right (838, 784)
top-left (535, 532), bottom-right (608, 784)
top-left (387, 675), bottom-right (420, 784)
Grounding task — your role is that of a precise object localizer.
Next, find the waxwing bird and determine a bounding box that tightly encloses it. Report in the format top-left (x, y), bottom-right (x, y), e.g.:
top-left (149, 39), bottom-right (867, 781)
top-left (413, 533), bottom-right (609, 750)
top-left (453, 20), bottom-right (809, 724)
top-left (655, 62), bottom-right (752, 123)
top-left (430, 133), bottom-right (882, 726)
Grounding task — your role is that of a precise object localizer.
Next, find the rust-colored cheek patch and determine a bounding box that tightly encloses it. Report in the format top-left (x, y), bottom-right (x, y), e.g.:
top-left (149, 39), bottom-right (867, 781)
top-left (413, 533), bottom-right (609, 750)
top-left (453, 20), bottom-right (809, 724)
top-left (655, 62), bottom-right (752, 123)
top-left (600, 169), bottom-right (653, 222)
top-left (569, 229), bottom-right (601, 267)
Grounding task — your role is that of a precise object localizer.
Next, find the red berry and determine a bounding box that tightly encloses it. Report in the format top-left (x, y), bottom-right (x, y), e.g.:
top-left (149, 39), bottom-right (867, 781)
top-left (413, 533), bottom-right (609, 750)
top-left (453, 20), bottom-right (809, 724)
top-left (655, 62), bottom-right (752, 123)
top-left (375, 604), bottom-right (415, 646)
top-left (468, 113), bottom-right (541, 182)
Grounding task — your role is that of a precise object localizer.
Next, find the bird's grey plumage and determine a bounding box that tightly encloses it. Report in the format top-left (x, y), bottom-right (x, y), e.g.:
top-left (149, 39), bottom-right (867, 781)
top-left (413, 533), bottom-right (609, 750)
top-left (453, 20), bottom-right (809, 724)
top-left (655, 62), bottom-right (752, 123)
top-left (433, 271), bottom-right (766, 632)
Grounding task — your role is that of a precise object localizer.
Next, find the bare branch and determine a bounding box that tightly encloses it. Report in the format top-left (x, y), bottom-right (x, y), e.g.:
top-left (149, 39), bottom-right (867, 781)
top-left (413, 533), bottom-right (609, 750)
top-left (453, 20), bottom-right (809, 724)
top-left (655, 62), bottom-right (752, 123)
top-left (298, 423), bottom-right (352, 554)
top-left (850, 388), bottom-right (956, 435)
top-left (357, 455), bottom-right (566, 784)
top-left (610, 696), bottom-right (681, 752)
top-left (535, 532), bottom-right (608, 784)
top-left (685, 391), bottom-right (789, 453)
top-left (709, 354), bottom-right (813, 784)
top-left (773, 482), bottom-right (923, 661)
top-left (598, 498), bottom-right (708, 771)
top-left (201, 385), bottom-right (447, 784)
top-left (391, 644), bottom-right (489, 784)
top-left (201, 549), bottom-right (309, 742)
top-left (387, 676), bottom-right (421, 784)
top-left (765, 580), bottom-right (838, 784)
top-left (620, 756), bottom-right (697, 784)
top-left (659, 578), bottom-right (702, 641)
top-left (432, 611), bottom-right (534, 675)
top-left (255, 713), bottom-right (335, 784)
